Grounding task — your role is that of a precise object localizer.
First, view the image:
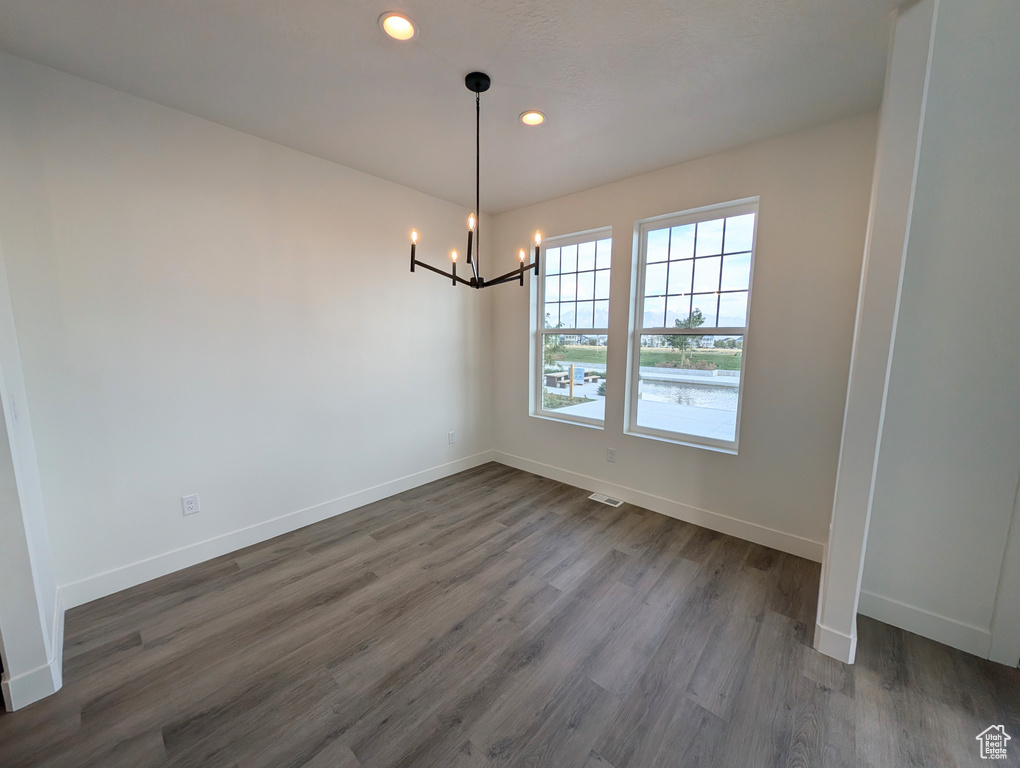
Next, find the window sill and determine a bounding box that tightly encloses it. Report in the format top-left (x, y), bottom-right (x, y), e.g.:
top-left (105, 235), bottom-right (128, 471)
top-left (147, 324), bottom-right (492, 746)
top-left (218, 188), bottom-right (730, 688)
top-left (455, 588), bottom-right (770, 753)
top-left (530, 412), bottom-right (605, 430)
top-left (624, 426), bottom-right (739, 455)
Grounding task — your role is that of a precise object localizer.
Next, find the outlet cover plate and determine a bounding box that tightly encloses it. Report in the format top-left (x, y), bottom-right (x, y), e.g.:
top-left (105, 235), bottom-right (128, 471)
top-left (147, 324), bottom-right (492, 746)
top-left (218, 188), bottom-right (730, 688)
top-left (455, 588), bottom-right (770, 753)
top-left (182, 493), bottom-right (200, 516)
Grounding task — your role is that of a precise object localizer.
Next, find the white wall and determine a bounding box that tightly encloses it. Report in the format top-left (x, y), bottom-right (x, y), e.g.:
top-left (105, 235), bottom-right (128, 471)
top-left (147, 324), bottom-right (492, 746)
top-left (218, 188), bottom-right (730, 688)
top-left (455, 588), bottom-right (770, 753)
top-left (0, 52), bottom-right (493, 609)
top-left (490, 115), bottom-right (878, 559)
top-left (860, 0), bottom-right (1020, 662)
top-left (0, 56), bottom-right (64, 711)
top-left (814, 0), bottom-right (936, 664)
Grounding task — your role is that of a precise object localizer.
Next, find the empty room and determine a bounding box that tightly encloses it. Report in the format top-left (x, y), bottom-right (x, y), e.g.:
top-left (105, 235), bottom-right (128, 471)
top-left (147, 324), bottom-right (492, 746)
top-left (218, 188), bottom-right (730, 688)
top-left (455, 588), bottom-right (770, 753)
top-left (0, 0), bottom-right (1018, 766)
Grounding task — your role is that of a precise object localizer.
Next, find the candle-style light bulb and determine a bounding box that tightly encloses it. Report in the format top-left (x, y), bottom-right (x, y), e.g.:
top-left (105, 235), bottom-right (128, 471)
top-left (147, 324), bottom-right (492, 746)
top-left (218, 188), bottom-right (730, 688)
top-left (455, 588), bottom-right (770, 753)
top-left (450, 250), bottom-right (459, 263)
top-left (519, 249), bottom-right (526, 262)
top-left (411, 230), bottom-right (418, 244)
top-left (534, 231), bottom-right (542, 246)
top-left (468, 214), bottom-right (476, 232)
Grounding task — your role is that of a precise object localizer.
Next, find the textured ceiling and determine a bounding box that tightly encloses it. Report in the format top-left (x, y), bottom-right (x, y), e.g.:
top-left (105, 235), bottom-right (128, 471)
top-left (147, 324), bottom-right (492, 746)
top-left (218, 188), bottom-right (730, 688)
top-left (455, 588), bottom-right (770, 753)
top-left (0, 0), bottom-right (898, 213)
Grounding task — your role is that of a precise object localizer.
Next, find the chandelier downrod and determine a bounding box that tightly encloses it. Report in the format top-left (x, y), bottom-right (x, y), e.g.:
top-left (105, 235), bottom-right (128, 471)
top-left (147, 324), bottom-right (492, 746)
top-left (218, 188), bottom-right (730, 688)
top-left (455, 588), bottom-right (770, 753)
top-left (473, 89), bottom-right (480, 277)
top-left (409, 72), bottom-right (541, 290)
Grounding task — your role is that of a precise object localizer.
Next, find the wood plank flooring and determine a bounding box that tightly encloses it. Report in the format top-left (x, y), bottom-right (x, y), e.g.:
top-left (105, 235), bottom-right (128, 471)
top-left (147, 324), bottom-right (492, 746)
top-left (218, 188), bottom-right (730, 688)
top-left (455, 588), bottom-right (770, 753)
top-left (1, 463), bottom-right (1018, 767)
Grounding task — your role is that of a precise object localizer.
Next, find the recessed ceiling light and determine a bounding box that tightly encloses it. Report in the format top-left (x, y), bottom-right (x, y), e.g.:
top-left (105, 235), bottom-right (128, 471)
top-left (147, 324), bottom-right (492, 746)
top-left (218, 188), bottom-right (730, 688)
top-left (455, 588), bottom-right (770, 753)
top-left (520, 110), bottom-right (546, 126)
top-left (379, 12), bottom-right (417, 41)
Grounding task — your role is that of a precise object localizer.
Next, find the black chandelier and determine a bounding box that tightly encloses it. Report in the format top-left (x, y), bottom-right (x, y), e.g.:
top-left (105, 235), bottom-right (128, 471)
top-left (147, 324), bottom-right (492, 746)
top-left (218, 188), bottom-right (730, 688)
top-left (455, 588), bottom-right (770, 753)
top-left (409, 72), bottom-right (541, 288)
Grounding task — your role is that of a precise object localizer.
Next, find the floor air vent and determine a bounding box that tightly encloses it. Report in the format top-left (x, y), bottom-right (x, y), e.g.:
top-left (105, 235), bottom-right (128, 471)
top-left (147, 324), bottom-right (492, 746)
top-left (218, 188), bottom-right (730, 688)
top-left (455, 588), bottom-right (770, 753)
top-left (589, 493), bottom-right (624, 507)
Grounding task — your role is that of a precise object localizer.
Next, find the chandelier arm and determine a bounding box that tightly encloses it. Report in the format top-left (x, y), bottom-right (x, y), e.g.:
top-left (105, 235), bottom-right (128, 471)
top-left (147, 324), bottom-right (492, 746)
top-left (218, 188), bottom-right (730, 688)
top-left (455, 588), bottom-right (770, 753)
top-left (413, 258), bottom-right (474, 287)
top-left (487, 262), bottom-right (536, 286)
top-left (486, 275), bottom-right (526, 288)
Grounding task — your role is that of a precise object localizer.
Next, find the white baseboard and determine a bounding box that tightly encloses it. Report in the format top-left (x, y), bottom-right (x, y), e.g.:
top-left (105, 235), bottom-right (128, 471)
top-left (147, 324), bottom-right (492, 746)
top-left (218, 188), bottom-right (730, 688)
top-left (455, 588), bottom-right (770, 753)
top-left (858, 589), bottom-right (992, 659)
top-left (50, 592), bottom-right (64, 691)
top-left (1, 593), bottom-right (64, 711)
top-left (491, 451), bottom-right (825, 562)
top-left (58, 451), bottom-right (497, 610)
top-left (814, 621), bottom-right (857, 663)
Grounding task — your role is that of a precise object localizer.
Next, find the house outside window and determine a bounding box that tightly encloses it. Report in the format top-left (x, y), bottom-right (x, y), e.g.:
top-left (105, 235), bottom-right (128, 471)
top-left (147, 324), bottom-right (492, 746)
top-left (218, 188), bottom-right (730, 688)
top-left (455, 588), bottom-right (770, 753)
top-left (626, 199), bottom-right (758, 451)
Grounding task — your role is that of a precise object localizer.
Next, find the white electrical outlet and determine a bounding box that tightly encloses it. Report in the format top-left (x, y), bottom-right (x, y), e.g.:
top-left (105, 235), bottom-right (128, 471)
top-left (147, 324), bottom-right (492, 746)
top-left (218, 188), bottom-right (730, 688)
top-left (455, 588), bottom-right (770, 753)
top-left (182, 493), bottom-right (200, 516)
top-left (448, 430), bottom-right (456, 444)
top-left (607, 448), bottom-right (617, 463)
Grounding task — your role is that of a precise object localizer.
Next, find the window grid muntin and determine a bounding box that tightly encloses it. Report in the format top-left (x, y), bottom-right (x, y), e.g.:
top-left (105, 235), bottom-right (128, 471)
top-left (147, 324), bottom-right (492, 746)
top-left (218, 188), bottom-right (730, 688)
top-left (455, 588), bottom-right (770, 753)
top-left (536, 229), bottom-right (612, 426)
top-left (641, 216), bottom-right (754, 330)
top-left (544, 237), bottom-right (612, 332)
top-left (629, 199), bottom-right (757, 451)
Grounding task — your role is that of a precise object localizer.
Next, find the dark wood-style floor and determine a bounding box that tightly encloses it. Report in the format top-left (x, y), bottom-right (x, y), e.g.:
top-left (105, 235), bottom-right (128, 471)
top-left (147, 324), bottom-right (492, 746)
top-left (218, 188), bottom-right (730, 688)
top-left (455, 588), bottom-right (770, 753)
top-left (1, 463), bottom-right (1018, 767)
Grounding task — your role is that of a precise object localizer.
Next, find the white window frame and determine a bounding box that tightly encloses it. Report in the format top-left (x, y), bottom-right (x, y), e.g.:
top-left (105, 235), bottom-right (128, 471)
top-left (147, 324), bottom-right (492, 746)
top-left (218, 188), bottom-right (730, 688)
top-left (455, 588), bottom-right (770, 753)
top-left (624, 198), bottom-right (758, 453)
top-left (531, 226), bottom-right (612, 428)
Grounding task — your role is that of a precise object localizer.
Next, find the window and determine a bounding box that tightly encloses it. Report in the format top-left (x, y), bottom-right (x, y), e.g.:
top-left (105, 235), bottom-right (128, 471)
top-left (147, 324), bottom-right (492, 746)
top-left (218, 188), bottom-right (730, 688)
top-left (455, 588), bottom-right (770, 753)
top-left (534, 229), bottom-right (612, 426)
top-left (627, 199), bottom-right (757, 451)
